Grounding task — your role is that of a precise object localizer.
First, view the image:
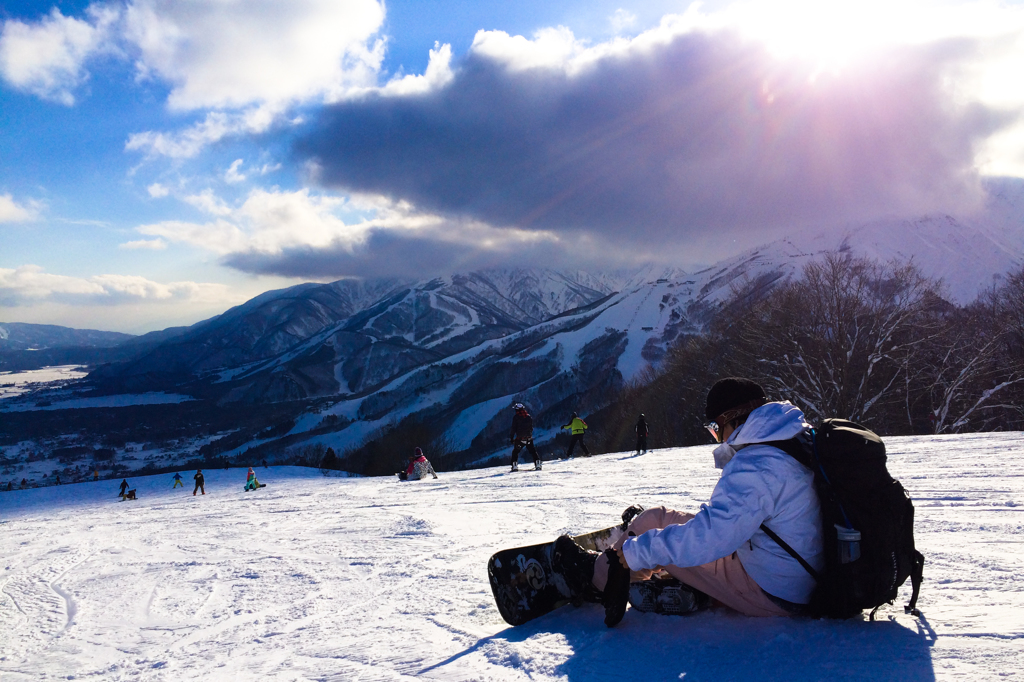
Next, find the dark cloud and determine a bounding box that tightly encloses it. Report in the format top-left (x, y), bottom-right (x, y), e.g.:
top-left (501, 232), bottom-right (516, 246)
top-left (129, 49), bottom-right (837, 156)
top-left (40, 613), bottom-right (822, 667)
top-left (295, 30), bottom-right (1010, 248)
top-left (221, 222), bottom-right (653, 279)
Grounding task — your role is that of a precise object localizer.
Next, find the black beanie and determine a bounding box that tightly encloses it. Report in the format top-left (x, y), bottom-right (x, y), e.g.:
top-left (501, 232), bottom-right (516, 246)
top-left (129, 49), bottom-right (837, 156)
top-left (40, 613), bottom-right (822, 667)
top-left (705, 377), bottom-right (767, 423)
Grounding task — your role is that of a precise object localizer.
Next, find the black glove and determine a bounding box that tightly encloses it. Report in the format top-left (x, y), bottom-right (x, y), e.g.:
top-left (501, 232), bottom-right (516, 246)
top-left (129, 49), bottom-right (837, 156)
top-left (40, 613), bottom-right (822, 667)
top-left (620, 504), bottom-right (645, 530)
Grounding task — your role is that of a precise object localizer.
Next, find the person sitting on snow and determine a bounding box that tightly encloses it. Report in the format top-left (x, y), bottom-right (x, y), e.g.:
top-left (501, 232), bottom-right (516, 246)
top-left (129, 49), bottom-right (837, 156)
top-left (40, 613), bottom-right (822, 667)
top-left (399, 448), bottom-right (438, 481)
top-left (244, 467), bottom-right (260, 490)
top-left (553, 377), bottom-right (824, 626)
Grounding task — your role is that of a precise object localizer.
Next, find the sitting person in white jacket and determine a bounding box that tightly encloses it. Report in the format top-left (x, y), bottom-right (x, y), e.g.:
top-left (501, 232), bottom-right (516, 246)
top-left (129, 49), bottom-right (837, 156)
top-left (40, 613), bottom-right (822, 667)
top-left (554, 377), bottom-right (824, 627)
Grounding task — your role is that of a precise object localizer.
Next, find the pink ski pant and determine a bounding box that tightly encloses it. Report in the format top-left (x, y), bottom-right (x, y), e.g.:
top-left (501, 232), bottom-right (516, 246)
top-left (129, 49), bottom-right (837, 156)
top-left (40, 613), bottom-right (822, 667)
top-left (592, 506), bottom-right (791, 617)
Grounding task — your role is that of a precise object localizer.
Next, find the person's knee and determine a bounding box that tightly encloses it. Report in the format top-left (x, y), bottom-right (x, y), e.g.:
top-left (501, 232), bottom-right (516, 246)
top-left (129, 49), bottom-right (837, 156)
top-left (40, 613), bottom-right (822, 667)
top-left (629, 506), bottom-right (683, 533)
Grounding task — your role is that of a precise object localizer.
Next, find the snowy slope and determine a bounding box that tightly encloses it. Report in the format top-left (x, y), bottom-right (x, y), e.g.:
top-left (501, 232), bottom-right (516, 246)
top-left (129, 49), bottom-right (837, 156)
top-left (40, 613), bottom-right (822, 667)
top-left (1, 433), bottom-right (1021, 681)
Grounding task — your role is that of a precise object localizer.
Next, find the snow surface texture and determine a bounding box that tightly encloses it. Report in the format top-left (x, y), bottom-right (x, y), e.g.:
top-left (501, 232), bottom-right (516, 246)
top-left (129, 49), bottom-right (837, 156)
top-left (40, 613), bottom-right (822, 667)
top-left (1, 434), bottom-right (1022, 681)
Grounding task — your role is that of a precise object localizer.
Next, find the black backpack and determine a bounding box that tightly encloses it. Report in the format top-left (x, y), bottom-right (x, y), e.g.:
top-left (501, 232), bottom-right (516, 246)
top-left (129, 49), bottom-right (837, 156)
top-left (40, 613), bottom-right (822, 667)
top-left (762, 419), bottom-right (924, 619)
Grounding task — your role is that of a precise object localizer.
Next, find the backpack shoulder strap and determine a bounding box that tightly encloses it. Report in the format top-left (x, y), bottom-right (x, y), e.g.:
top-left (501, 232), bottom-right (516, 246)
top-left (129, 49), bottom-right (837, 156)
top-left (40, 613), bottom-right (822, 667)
top-left (764, 431), bottom-right (814, 468)
top-left (760, 522), bottom-right (821, 582)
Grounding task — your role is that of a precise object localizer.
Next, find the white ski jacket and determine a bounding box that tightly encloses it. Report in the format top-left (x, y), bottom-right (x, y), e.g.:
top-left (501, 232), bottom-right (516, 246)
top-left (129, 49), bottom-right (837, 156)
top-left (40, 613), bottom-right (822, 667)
top-left (621, 401), bottom-right (825, 604)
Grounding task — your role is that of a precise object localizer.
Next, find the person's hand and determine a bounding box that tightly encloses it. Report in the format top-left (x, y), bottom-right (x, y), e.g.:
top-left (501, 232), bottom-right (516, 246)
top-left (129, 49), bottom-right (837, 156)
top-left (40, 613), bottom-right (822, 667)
top-left (615, 547), bottom-right (630, 570)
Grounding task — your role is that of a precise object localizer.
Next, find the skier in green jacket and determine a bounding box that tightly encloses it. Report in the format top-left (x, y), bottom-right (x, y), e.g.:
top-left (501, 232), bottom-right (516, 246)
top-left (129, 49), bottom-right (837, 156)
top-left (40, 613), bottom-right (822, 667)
top-left (561, 412), bottom-right (592, 458)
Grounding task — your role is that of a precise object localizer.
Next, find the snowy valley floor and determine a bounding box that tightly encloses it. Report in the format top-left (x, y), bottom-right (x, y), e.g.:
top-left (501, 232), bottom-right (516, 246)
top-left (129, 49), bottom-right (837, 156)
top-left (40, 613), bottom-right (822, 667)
top-left (1, 433), bottom-right (1023, 681)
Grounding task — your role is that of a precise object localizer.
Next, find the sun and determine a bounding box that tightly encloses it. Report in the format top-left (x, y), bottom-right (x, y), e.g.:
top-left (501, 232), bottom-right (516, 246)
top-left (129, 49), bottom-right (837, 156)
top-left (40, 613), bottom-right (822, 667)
top-left (716, 0), bottom-right (931, 71)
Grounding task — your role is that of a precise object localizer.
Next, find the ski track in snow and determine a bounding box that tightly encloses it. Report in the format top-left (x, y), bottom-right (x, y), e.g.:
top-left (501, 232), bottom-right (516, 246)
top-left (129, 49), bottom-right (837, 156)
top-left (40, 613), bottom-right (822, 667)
top-left (1, 433), bottom-right (1022, 681)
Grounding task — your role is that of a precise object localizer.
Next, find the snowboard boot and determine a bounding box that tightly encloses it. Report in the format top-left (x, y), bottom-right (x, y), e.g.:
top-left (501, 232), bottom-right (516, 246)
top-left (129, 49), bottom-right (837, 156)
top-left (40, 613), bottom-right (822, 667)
top-left (534, 460), bottom-right (542, 471)
top-left (603, 548), bottom-right (631, 627)
top-left (628, 576), bottom-right (711, 616)
top-left (620, 504), bottom-right (645, 530)
top-left (510, 462), bottom-right (519, 472)
top-left (552, 535), bottom-right (599, 600)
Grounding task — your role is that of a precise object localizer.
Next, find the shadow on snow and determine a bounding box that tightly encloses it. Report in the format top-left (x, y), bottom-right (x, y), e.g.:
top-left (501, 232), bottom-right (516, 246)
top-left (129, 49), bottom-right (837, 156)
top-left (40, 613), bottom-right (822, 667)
top-left (425, 603), bottom-right (937, 681)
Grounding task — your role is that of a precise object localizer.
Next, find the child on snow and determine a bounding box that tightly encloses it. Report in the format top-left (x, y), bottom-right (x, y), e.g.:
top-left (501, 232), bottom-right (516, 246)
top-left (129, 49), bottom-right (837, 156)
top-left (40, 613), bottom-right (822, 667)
top-left (245, 467), bottom-right (260, 490)
top-left (172, 472), bottom-right (183, 488)
top-left (398, 448), bottom-right (437, 481)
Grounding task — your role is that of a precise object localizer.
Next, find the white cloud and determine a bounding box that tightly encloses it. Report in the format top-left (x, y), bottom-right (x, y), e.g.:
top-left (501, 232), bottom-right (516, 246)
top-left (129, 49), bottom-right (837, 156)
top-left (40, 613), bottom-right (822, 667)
top-left (147, 182), bottom-right (169, 198)
top-left (119, 238), bottom-right (167, 250)
top-left (225, 159), bottom-right (246, 184)
top-left (377, 42), bottom-right (454, 96)
top-left (126, 107), bottom-right (282, 159)
top-left (123, 0), bottom-right (386, 111)
top-left (471, 26), bottom-right (590, 73)
top-left (139, 188), bottom-right (364, 255)
top-left (138, 218), bottom-right (249, 255)
top-left (0, 5), bottom-right (117, 105)
top-left (133, 187), bottom-right (505, 257)
top-left (0, 194), bottom-right (39, 222)
top-left (131, 187), bottom-right (564, 278)
top-left (0, 265), bottom-right (227, 306)
top-left (183, 189), bottom-right (233, 217)
top-left (610, 9), bottom-right (638, 34)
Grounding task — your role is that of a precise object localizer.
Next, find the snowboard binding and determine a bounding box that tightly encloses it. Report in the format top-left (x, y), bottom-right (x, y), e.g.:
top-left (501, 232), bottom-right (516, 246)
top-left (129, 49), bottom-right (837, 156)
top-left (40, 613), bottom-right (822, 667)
top-left (628, 575), bottom-right (711, 616)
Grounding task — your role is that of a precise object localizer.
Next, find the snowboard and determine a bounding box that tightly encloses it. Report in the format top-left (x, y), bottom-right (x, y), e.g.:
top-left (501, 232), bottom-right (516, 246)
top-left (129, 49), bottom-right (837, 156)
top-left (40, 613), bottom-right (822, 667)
top-left (243, 483), bottom-right (266, 491)
top-left (487, 524), bottom-right (624, 626)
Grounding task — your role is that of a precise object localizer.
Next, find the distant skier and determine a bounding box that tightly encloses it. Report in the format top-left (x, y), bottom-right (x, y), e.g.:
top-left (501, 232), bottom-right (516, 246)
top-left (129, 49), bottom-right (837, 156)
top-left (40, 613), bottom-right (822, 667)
top-left (561, 412), bottom-right (591, 458)
top-left (244, 467), bottom-right (260, 491)
top-left (118, 479), bottom-right (129, 497)
top-left (7, 481), bottom-right (12, 491)
top-left (55, 474), bottom-right (61, 485)
top-left (635, 414), bottom-right (649, 455)
top-left (93, 470), bottom-right (98, 481)
top-left (398, 448), bottom-right (438, 481)
top-left (509, 403), bottom-right (542, 472)
top-left (21, 477), bottom-right (28, 488)
top-left (172, 472), bottom-right (183, 488)
top-left (262, 459), bottom-right (268, 468)
top-left (193, 469), bottom-right (205, 496)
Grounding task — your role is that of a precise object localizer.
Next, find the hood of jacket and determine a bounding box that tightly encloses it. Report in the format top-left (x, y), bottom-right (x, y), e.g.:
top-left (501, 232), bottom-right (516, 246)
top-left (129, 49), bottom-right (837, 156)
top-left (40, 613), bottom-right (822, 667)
top-left (712, 401), bottom-right (810, 469)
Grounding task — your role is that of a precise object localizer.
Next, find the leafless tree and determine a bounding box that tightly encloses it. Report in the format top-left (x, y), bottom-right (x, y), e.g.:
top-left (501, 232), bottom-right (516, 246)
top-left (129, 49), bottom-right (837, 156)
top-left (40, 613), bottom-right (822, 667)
top-left (736, 253), bottom-right (937, 426)
top-left (913, 305), bottom-right (1021, 433)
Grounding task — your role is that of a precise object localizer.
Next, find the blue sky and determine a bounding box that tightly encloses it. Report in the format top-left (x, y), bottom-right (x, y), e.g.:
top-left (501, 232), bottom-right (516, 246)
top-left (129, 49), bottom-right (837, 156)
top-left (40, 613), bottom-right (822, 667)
top-left (2, 0), bottom-right (1024, 333)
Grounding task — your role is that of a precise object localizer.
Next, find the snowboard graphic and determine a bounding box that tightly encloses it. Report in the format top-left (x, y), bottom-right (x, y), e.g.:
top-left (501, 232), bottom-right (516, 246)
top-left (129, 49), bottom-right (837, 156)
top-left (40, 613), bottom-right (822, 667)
top-left (487, 524), bottom-right (624, 626)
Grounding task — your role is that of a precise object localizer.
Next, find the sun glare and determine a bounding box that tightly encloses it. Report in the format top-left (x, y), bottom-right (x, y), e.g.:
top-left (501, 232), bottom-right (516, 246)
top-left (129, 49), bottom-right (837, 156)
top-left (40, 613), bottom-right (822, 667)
top-left (689, 0), bottom-right (1024, 175)
top-left (716, 0), bottom-right (929, 70)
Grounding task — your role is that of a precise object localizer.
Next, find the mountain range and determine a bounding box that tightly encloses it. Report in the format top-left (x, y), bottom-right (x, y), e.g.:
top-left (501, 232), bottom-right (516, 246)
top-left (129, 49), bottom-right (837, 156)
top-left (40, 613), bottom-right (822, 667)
top-left (2, 177), bottom-right (1023, 471)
